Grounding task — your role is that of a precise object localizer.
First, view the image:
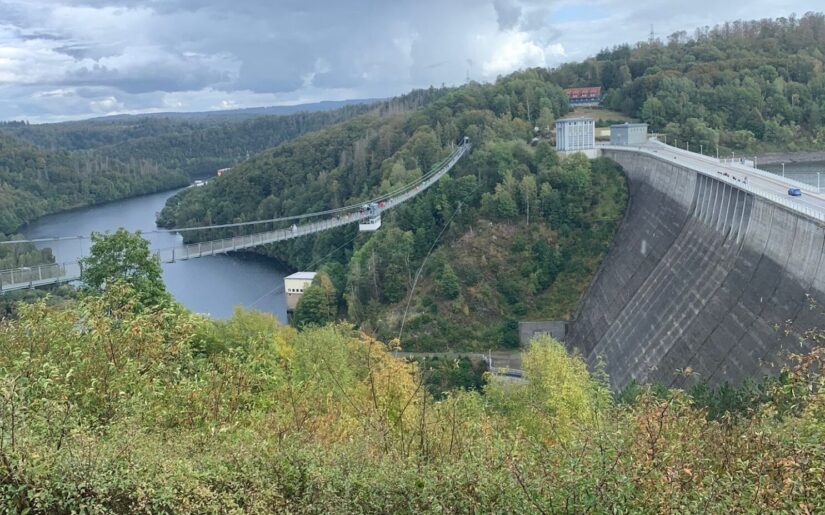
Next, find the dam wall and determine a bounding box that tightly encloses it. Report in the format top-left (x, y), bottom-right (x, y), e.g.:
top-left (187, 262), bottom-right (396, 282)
top-left (568, 150), bottom-right (825, 390)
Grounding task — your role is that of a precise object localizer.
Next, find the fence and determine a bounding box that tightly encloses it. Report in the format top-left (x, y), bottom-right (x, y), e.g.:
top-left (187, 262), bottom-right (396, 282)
top-left (0, 262), bottom-right (81, 292)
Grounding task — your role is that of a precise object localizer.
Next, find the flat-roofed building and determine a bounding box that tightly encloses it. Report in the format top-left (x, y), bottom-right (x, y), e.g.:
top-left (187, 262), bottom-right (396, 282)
top-left (555, 117), bottom-right (595, 151)
top-left (610, 123), bottom-right (648, 146)
top-left (284, 271), bottom-right (317, 311)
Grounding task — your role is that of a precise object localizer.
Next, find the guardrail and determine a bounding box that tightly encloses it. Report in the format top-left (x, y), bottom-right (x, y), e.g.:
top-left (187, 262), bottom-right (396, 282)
top-left (0, 262), bottom-right (81, 293)
top-left (155, 142), bottom-right (470, 262)
top-left (600, 142), bottom-right (825, 223)
top-left (720, 158), bottom-right (819, 193)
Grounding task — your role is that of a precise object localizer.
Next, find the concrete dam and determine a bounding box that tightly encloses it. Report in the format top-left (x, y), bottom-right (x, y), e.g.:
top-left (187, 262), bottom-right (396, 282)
top-left (568, 147), bottom-right (825, 390)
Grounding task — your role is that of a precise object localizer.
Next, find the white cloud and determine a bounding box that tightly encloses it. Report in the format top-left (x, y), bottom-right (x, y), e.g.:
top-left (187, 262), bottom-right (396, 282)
top-left (482, 31), bottom-right (552, 76)
top-left (89, 95), bottom-right (122, 112)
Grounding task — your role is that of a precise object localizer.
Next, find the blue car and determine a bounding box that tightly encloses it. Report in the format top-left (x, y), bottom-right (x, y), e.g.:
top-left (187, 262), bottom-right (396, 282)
top-left (788, 188), bottom-right (802, 197)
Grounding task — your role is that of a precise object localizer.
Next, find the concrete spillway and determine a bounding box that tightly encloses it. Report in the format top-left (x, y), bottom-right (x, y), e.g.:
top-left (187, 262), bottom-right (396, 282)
top-left (568, 150), bottom-right (825, 390)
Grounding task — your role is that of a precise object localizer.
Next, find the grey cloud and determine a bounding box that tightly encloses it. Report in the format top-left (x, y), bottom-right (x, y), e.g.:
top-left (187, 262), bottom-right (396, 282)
top-left (0, 0), bottom-right (822, 121)
top-left (63, 64), bottom-right (232, 94)
top-left (494, 0), bottom-right (522, 30)
top-left (18, 32), bottom-right (69, 41)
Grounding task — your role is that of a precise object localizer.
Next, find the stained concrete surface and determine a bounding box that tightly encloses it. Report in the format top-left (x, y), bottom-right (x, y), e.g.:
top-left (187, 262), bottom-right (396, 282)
top-left (568, 150), bottom-right (825, 390)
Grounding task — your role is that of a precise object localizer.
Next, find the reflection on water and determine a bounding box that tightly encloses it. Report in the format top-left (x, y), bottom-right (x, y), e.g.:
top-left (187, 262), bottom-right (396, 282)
top-left (22, 188), bottom-right (288, 321)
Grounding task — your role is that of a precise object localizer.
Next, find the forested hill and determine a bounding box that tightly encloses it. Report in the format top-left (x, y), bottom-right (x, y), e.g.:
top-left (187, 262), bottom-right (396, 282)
top-left (158, 69), bottom-right (629, 350)
top-left (0, 103), bottom-right (374, 178)
top-left (0, 91), bottom-right (448, 179)
top-left (158, 70), bottom-right (570, 231)
top-left (0, 133), bottom-right (187, 235)
top-left (551, 13), bottom-right (825, 152)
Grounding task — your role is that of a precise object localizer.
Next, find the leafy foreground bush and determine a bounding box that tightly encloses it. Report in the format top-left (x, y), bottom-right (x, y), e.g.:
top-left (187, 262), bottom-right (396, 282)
top-left (0, 290), bottom-right (822, 513)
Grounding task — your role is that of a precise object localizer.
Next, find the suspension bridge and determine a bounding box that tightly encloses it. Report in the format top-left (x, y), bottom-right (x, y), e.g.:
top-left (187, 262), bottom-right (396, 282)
top-left (0, 139), bottom-right (472, 293)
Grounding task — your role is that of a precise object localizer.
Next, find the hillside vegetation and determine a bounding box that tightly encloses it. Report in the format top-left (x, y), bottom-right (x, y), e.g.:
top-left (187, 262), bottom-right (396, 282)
top-left (0, 133), bottom-right (188, 235)
top-left (1, 103), bottom-right (374, 178)
top-left (553, 13), bottom-right (825, 153)
top-left (157, 69), bottom-right (624, 349)
top-left (0, 287), bottom-right (821, 512)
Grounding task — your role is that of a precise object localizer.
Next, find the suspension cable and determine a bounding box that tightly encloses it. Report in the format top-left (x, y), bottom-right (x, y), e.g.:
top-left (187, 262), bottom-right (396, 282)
top-left (3, 143), bottom-right (467, 244)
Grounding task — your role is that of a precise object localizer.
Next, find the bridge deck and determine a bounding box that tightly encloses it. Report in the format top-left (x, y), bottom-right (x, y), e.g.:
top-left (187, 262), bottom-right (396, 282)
top-left (0, 143), bottom-right (470, 293)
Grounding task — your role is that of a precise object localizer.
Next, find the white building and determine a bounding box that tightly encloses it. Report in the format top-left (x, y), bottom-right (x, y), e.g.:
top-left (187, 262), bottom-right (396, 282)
top-left (284, 271), bottom-right (317, 311)
top-left (555, 117), bottom-right (595, 152)
top-left (610, 123), bottom-right (648, 146)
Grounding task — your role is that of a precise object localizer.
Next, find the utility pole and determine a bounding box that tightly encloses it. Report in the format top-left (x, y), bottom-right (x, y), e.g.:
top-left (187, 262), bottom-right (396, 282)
top-left (700, 144), bottom-right (703, 155)
top-left (781, 162), bottom-right (785, 177)
top-left (686, 141), bottom-right (690, 152)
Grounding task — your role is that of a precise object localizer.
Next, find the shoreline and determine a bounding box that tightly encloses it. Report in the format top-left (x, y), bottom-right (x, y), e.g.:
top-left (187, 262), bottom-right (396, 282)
top-left (17, 184), bottom-right (189, 236)
top-left (755, 151), bottom-right (825, 165)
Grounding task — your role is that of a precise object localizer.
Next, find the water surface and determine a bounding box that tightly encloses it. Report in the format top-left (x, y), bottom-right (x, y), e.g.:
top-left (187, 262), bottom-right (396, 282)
top-left (23, 188), bottom-right (289, 321)
top-left (761, 160), bottom-right (825, 189)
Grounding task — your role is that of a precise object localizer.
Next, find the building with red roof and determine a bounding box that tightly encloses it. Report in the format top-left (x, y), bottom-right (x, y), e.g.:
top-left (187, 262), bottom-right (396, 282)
top-left (563, 86), bottom-right (602, 106)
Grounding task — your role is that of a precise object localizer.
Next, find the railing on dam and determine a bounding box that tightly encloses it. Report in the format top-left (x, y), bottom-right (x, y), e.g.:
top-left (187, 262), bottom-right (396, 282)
top-left (600, 142), bottom-right (825, 223)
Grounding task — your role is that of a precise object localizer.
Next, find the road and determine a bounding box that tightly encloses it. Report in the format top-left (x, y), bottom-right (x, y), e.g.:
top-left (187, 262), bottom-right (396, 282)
top-left (637, 140), bottom-right (825, 215)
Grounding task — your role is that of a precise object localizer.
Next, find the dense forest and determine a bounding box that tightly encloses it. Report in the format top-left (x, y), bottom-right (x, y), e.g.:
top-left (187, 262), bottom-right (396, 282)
top-left (551, 13), bottom-right (825, 152)
top-left (157, 68), bottom-right (617, 349)
top-left (1, 103), bottom-right (374, 178)
top-left (0, 133), bottom-right (188, 235)
top-left (0, 98), bottom-right (398, 253)
top-left (0, 283), bottom-right (820, 512)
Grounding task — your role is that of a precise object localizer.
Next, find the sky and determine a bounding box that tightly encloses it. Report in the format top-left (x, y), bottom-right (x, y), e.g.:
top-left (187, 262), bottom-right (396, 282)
top-left (0, 0), bottom-right (820, 123)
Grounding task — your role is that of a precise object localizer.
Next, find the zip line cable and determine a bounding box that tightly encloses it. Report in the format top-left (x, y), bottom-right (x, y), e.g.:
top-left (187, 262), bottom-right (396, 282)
top-left (248, 231), bottom-right (362, 309)
top-left (396, 179), bottom-right (484, 341)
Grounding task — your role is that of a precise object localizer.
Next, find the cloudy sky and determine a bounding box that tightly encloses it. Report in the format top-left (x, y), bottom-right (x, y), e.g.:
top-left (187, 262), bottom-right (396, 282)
top-left (0, 0), bottom-right (819, 122)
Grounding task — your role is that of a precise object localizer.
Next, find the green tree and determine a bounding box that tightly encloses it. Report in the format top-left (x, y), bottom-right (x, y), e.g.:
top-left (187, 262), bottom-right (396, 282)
top-left (487, 334), bottom-right (610, 438)
top-left (437, 263), bottom-right (460, 300)
top-left (640, 96), bottom-right (667, 131)
top-left (536, 107), bottom-right (555, 134)
top-left (493, 184), bottom-right (518, 219)
top-left (293, 273), bottom-right (337, 328)
top-left (80, 228), bottom-right (170, 308)
top-left (519, 175), bottom-right (537, 225)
